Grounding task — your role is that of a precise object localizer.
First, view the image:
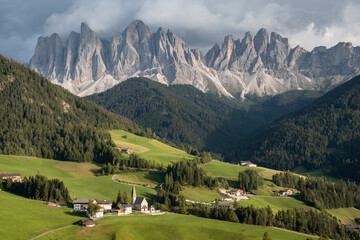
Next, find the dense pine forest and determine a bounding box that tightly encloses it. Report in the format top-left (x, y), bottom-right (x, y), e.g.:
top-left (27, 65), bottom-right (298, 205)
top-left (228, 75), bottom-right (360, 181)
top-left (87, 77), bottom-right (320, 153)
top-left (273, 171), bottom-right (360, 209)
top-left (0, 55), bottom-right (142, 163)
top-left (2, 173), bottom-right (71, 203)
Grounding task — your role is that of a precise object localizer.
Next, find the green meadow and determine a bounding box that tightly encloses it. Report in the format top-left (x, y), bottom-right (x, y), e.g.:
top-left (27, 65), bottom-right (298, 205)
top-left (328, 207), bottom-right (360, 225)
top-left (200, 160), bottom-right (285, 182)
top-left (114, 171), bottom-right (165, 186)
top-left (181, 186), bottom-right (223, 202)
top-left (110, 130), bottom-right (193, 166)
top-left (0, 191), bottom-right (84, 240)
top-left (0, 155), bottom-right (156, 204)
top-left (238, 196), bottom-right (312, 212)
top-left (38, 213), bottom-right (315, 240)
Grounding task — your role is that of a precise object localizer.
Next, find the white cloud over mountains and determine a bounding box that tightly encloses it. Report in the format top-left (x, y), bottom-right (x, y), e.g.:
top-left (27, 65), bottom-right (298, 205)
top-left (1, 0), bottom-right (359, 62)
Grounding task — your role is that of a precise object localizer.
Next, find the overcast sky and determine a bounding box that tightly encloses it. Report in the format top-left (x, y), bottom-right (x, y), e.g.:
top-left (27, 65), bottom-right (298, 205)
top-left (1, 0), bottom-right (360, 63)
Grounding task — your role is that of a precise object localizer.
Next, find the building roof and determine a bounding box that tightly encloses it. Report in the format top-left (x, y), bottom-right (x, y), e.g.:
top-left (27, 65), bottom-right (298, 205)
top-left (123, 204), bottom-right (133, 208)
top-left (134, 197), bottom-right (147, 205)
top-left (218, 201), bottom-right (232, 207)
top-left (79, 219), bottom-right (95, 226)
top-left (230, 189), bottom-right (243, 192)
top-left (240, 161), bottom-right (252, 164)
top-left (117, 204), bottom-right (125, 209)
top-left (0, 173), bottom-right (21, 177)
top-left (97, 200), bottom-right (112, 204)
top-left (73, 198), bottom-right (96, 204)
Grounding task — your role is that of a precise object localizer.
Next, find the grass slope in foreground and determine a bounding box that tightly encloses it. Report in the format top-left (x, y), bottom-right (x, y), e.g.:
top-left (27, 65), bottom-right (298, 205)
top-left (0, 191), bottom-right (83, 240)
top-left (38, 213), bottom-right (315, 240)
top-left (0, 155), bottom-right (156, 203)
top-left (110, 130), bottom-right (193, 166)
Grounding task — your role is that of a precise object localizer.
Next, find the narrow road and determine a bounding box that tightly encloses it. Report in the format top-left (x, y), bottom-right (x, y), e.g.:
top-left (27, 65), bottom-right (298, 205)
top-left (30, 225), bottom-right (75, 240)
top-left (111, 175), bottom-right (155, 188)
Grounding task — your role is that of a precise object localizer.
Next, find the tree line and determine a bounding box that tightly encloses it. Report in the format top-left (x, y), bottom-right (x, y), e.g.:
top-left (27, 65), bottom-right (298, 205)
top-left (273, 171), bottom-right (360, 209)
top-left (99, 153), bottom-right (164, 175)
top-left (155, 159), bottom-right (229, 210)
top-left (238, 169), bottom-right (263, 191)
top-left (2, 173), bottom-right (71, 203)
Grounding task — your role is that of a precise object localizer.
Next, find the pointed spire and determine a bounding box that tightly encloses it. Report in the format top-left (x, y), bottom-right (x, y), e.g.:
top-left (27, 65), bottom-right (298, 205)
top-left (131, 185), bottom-right (136, 205)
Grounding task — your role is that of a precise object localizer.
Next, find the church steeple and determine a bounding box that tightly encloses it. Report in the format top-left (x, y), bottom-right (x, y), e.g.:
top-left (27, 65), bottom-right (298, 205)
top-left (131, 185), bottom-right (136, 205)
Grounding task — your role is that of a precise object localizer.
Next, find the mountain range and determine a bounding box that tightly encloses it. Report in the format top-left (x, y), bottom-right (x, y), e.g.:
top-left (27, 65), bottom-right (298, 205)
top-left (29, 20), bottom-right (360, 98)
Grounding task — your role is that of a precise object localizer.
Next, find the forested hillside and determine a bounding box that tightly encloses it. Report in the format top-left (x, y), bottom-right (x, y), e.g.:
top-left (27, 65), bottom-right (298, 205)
top-left (87, 78), bottom-right (320, 153)
top-left (228, 75), bottom-right (360, 181)
top-left (0, 55), bottom-right (140, 162)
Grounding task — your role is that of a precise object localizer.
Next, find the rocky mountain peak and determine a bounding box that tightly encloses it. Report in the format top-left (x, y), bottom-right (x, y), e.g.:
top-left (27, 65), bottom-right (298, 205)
top-left (254, 28), bottom-right (268, 58)
top-left (242, 32), bottom-right (253, 46)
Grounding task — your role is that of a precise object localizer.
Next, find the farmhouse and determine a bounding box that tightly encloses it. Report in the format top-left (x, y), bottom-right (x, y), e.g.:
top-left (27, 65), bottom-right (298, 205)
top-left (239, 161), bottom-right (257, 167)
top-left (115, 204), bottom-right (133, 215)
top-left (0, 173), bottom-right (22, 182)
top-left (114, 147), bottom-right (122, 151)
top-left (114, 205), bottom-right (126, 216)
top-left (228, 189), bottom-right (244, 196)
top-left (123, 204), bottom-right (133, 214)
top-left (97, 200), bottom-right (112, 210)
top-left (121, 148), bottom-right (133, 154)
top-left (218, 201), bottom-right (234, 209)
top-left (73, 198), bottom-right (97, 212)
top-left (279, 189), bottom-right (294, 196)
top-left (87, 208), bottom-right (104, 218)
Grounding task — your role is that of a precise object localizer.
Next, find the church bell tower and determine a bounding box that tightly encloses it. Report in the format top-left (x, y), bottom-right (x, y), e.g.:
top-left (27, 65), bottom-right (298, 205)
top-left (131, 185), bottom-right (136, 205)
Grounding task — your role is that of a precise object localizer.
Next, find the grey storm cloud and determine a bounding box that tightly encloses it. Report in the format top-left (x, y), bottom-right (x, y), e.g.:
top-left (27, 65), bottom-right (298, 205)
top-left (1, 0), bottom-right (359, 63)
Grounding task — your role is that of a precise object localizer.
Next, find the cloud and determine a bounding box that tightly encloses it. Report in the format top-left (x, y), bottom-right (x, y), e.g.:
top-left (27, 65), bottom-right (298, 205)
top-left (1, 0), bottom-right (360, 62)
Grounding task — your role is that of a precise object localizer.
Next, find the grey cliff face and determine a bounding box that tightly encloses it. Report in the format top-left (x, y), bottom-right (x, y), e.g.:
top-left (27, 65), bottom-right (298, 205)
top-left (30, 21), bottom-right (360, 98)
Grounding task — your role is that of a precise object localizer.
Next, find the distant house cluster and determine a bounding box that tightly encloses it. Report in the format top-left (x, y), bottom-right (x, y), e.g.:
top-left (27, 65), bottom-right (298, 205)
top-left (72, 185), bottom-right (156, 218)
top-left (239, 161), bottom-right (257, 167)
top-left (275, 188), bottom-right (294, 196)
top-left (0, 173), bottom-right (22, 183)
top-left (114, 147), bottom-right (133, 154)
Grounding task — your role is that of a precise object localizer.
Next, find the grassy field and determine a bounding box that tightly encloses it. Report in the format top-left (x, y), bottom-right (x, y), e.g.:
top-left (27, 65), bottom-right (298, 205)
top-left (238, 196), bottom-right (311, 212)
top-left (0, 155), bottom-right (74, 178)
top-left (181, 187), bottom-right (223, 202)
top-left (110, 130), bottom-right (193, 166)
top-left (62, 176), bottom-right (157, 204)
top-left (200, 160), bottom-right (286, 182)
top-left (38, 213), bottom-right (316, 240)
top-left (292, 166), bottom-right (338, 182)
top-left (114, 171), bottom-right (165, 186)
top-left (252, 180), bottom-right (288, 196)
top-left (328, 208), bottom-right (360, 225)
top-left (0, 155), bottom-right (157, 204)
top-left (0, 191), bottom-right (84, 240)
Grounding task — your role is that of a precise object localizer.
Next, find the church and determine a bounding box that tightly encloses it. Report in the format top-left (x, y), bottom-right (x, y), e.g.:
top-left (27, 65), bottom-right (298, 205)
top-left (131, 185), bottom-right (149, 211)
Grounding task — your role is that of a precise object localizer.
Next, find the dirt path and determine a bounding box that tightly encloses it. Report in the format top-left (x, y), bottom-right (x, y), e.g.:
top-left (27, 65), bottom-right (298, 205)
top-left (30, 225), bottom-right (75, 240)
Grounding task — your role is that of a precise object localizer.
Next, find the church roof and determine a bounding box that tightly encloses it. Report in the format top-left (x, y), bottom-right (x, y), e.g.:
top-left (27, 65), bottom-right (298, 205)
top-left (134, 197), bottom-right (147, 205)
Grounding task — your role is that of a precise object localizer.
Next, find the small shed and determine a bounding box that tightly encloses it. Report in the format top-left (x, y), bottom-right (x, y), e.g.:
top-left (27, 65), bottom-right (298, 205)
top-left (79, 219), bottom-right (95, 227)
